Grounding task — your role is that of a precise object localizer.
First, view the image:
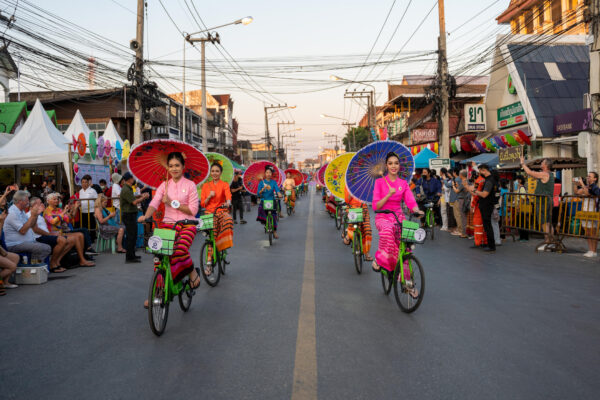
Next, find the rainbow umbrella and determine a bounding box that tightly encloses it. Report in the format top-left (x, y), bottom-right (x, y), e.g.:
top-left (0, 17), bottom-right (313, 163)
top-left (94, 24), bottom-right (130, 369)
top-left (115, 141), bottom-right (123, 161)
top-left (104, 140), bottom-right (112, 158)
top-left (345, 140), bottom-right (414, 204)
top-left (505, 134), bottom-right (520, 147)
top-left (278, 167), bottom-right (285, 188)
top-left (492, 136), bottom-right (506, 149)
top-left (483, 139), bottom-right (496, 152)
top-left (122, 140), bottom-right (131, 160)
top-left (242, 161), bottom-right (280, 195)
top-left (127, 139), bottom-right (210, 189)
top-left (324, 152), bottom-right (355, 200)
top-left (284, 168), bottom-right (304, 186)
top-left (71, 135), bottom-right (77, 152)
top-left (472, 140), bottom-right (486, 152)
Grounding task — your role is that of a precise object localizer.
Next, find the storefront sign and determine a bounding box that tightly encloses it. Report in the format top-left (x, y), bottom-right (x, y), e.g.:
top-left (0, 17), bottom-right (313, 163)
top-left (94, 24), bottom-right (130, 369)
top-left (553, 108), bottom-right (592, 136)
top-left (412, 129), bottom-right (437, 144)
top-left (497, 102), bottom-right (527, 129)
top-left (429, 158), bottom-right (451, 169)
top-left (498, 146), bottom-right (523, 164)
top-left (464, 104), bottom-right (486, 131)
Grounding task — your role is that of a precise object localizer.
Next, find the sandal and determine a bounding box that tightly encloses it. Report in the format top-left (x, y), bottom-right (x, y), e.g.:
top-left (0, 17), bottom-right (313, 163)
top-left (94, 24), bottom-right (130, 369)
top-left (189, 273), bottom-right (201, 289)
top-left (365, 255), bottom-right (373, 262)
top-left (0, 288), bottom-right (6, 296)
top-left (204, 265), bottom-right (213, 276)
top-left (343, 237), bottom-right (350, 245)
top-left (50, 266), bottom-right (67, 273)
top-left (80, 261), bottom-right (96, 267)
top-left (371, 261), bottom-right (380, 272)
top-left (143, 300), bottom-right (149, 309)
top-left (117, 249), bottom-right (127, 254)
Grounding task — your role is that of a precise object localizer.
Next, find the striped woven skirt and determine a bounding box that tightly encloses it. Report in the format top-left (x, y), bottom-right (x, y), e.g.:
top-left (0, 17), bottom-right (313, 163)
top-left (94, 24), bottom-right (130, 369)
top-left (215, 210), bottom-right (234, 252)
top-left (161, 223), bottom-right (197, 283)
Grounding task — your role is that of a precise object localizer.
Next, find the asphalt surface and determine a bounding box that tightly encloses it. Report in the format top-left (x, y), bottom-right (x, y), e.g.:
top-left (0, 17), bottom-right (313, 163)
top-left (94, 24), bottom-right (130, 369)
top-left (1, 190), bottom-right (599, 400)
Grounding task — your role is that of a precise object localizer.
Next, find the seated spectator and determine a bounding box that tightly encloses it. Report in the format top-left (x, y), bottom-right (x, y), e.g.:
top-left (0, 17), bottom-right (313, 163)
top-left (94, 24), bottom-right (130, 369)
top-left (28, 197), bottom-right (69, 273)
top-left (2, 190), bottom-right (51, 264)
top-left (43, 193), bottom-right (95, 267)
top-left (1, 184), bottom-right (18, 209)
top-left (94, 194), bottom-right (126, 253)
top-left (0, 209), bottom-right (19, 293)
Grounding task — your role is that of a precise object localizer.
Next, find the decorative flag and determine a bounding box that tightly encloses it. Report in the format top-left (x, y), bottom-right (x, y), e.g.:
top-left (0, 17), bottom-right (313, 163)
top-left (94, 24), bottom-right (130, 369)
top-left (380, 127), bottom-right (388, 141)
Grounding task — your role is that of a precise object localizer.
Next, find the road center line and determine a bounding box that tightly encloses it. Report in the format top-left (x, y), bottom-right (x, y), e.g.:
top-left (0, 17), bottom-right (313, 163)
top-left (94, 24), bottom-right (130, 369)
top-left (291, 191), bottom-right (317, 400)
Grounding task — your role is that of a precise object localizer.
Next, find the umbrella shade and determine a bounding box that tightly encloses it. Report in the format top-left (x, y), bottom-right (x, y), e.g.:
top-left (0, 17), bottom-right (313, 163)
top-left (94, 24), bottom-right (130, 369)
top-left (501, 135), bottom-right (510, 147)
top-left (317, 163), bottom-right (328, 186)
top-left (346, 140), bottom-right (414, 204)
top-left (303, 173), bottom-right (309, 183)
top-left (127, 139), bottom-right (210, 189)
top-left (278, 168), bottom-right (285, 187)
top-left (450, 138), bottom-right (458, 153)
top-left (77, 133), bottom-right (87, 157)
top-left (325, 153), bottom-right (355, 200)
top-left (284, 168), bottom-right (304, 186)
top-left (97, 136), bottom-right (105, 159)
top-left (506, 134), bottom-right (520, 146)
top-left (472, 140), bottom-right (486, 152)
top-left (71, 135), bottom-right (77, 152)
top-left (243, 161), bottom-right (280, 195)
top-left (493, 136), bottom-right (506, 148)
top-left (104, 140), bottom-right (112, 158)
top-left (483, 139), bottom-right (496, 152)
top-left (89, 132), bottom-right (97, 160)
top-left (115, 141), bottom-right (123, 161)
top-left (204, 153), bottom-right (234, 184)
top-left (517, 129), bottom-right (532, 146)
top-left (414, 147), bottom-right (438, 168)
top-left (122, 140), bottom-right (131, 160)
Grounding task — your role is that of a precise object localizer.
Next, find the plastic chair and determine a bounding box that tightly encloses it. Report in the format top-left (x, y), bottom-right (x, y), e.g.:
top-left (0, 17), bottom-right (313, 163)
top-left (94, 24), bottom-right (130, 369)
top-left (94, 218), bottom-right (116, 254)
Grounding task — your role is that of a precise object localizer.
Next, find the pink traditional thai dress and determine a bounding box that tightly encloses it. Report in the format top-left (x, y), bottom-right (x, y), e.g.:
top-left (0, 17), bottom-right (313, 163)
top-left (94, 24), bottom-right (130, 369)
top-left (150, 177), bottom-right (199, 282)
top-left (372, 176), bottom-right (418, 272)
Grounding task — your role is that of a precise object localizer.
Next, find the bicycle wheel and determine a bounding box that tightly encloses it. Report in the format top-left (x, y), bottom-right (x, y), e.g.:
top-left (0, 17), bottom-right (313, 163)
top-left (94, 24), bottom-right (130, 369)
top-left (353, 234), bottom-right (362, 274)
top-left (178, 276), bottom-right (193, 312)
top-left (200, 241), bottom-right (221, 287)
top-left (394, 254), bottom-right (425, 313)
top-left (219, 250), bottom-right (227, 275)
top-left (335, 209), bottom-right (342, 230)
top-left (148, 268), bottom-right (169, 336)
top-left (380, 269), bottom-right (392, 295)
top-left (287, 205), bottom-right (292, 216)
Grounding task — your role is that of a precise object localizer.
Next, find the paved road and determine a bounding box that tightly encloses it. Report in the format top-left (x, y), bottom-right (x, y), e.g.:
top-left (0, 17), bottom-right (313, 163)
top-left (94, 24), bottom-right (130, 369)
top-left (2, 191), bottom-right (599, 399)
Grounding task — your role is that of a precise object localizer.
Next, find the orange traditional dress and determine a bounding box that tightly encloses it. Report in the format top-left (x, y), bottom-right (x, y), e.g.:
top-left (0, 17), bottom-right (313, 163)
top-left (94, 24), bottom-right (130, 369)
top-left (201, 179), bottom-right (234, 251)
top-left (344, 187), bottom-right (372, 255)
top-left (472, 175), bottom-right (488, 247)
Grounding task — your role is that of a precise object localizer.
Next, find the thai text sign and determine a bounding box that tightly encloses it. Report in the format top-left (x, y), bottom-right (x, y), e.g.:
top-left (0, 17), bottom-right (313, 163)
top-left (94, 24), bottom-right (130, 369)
top-left (497, 102), bottom-right (527, 129)
top-left (464, 104), bottom-right (486, 131)
top-left (412, 129), bottom-right (437, 144)
top-left (553, 108), bottom-right (592, 136)
top-left (429, 158), bottom-right (451, 169)
top-left (498, 146), bottom-right (523, 164)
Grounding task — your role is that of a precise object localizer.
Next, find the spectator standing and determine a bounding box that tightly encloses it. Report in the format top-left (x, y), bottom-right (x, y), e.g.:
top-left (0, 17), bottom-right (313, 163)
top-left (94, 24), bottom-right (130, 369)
top-left (451, 170), bottom-right (468, 237)
top-left (440, 168), bottom-right (451, 231)
top-left (119, 172), bottom-right (148, 263)
top-left (515, 176), bottom-right (530, 242)
top-left (110, 173), bottom-right (122, 221)
top-left (520, 157), bottom-right (554, 249)
top-left (575, 172), bottom-right (600, 257)
top-left (2, 190), bottom-right (51, 262)
top-left (98, 179), bottom-right (109, 196)
top-left (230, 171), bottom-right (246, 224)
top-left (468, 165), bottom-right (497, 253)
top-left (78, 175), bottom-right (98, 241)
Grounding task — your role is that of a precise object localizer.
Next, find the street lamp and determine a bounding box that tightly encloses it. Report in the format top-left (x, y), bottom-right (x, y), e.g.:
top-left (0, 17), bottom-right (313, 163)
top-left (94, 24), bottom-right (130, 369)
top-left (182, 16), bottom-right (253, 150)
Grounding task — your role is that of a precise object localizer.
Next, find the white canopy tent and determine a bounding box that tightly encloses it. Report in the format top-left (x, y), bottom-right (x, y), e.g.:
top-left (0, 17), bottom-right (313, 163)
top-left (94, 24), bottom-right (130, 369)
top-left (63, 109), bottom-right (90, 142)
top-left (0, 99), bottom-right (72, 189)
top-left (0, 132), bottom-right (13, 147)
top-left (101, 119), bottom-right (123, 147)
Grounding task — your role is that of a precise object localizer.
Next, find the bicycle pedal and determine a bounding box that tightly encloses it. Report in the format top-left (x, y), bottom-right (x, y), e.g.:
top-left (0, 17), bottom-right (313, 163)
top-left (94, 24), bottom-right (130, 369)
top-left (152, 298), bottom-right (161, 306)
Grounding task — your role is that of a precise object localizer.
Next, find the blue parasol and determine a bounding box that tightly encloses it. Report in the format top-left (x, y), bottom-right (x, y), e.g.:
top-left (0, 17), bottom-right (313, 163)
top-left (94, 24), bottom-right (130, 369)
top-left (345, 140), bottom-right (414, 204)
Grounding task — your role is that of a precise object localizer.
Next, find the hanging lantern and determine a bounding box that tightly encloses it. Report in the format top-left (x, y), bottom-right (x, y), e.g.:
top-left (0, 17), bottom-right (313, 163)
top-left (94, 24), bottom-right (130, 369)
top-left (505, 134), bottom-right (520, 147)
top-left (501, 135), bottom-right (511, 147)
top-left (517, 129), bottom-right (532, 146)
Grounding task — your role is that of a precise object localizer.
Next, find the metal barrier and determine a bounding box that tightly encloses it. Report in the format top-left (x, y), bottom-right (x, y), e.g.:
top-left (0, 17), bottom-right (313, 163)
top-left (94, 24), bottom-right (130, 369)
top-left (555, 195), bottom-right (600, 241)
top-left (502, 192), bottom-right (557, 252)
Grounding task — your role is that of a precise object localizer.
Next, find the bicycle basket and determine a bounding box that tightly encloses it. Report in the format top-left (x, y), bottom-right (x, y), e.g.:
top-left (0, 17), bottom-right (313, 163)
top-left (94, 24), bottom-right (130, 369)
top-left (147, 228), bottom-right (176, 255)
top-left (401, 220), bottom-right (426, 244)
top-left (346, 208), bottom-right (363, 223)
top-left (285, 190), bottom-right (292, 196)
top-left (197, 213), bottom-right (214, 230)
top-left (263, 200), bottom-right (274, 210)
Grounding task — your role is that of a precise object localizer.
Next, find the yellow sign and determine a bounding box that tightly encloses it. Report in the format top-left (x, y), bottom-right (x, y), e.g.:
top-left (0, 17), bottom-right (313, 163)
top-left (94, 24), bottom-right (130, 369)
top-left (324, 152), bottom-right (355, 200)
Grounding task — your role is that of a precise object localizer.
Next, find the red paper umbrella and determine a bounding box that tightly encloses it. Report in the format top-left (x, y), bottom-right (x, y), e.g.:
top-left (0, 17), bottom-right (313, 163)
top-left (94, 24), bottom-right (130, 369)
top-left (513, 133), bottom-right (525, 145)
top-left (284, 168), bottom-right (304, 185)
top-left (303, 172), bottom-right (309, 182)
top-left (242, 161), bottom-right (280, 195)
top-left (501, 135), bottom-right (511, 147)
top-left (517, 129), bottom-right (532, 146)
top-left (317, 163), bottom-right (328, 186)
top-left (278, 167), bottom-right (285, 187)
top-left (127, 139), bottom-right (209, 189)
top-left (71, 135), bottom-right (77, 152)
top-left (461, 138), bottom-right (473, 152)
top-left (77, 133), bottom-right (87, 157)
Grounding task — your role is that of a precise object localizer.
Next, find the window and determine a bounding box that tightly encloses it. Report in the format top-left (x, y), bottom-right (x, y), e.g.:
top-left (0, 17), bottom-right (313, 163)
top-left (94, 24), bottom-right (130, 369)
top-left (544, 62), bottom-right (565, 81)
top-left (57, 124), bottom-right (69, 132)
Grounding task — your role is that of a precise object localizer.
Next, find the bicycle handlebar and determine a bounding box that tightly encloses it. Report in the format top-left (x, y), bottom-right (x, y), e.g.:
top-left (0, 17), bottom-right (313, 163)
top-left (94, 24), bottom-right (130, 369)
top-left (374, 209), bottom-right (422, 226)
top-left (146, 218), bottom-right (199, 227)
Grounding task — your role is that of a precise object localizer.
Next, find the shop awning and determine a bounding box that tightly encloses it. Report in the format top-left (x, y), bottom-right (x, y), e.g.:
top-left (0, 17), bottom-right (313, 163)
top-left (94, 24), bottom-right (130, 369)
top-left (414, 148), bottom-right (438, 168)
top-left (460, 153), bottom-right (499, 166)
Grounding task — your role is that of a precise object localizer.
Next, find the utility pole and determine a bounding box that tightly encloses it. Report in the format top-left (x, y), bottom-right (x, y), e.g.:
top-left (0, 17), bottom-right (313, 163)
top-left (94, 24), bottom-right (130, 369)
top-left (344, 90), bottom-right (374, 141)
top-left (277, 121), bottom-right (294, 168)
top-left (437, 0), bottom-right (450, 159)
top-left (342, 122), bottom-right (355, 151)
top-left (588, 0), bottom-right (600, 173)
top-left (263, 104), bottom-right (294, 162)
top-left (133, 0), bottom-right (144, 145)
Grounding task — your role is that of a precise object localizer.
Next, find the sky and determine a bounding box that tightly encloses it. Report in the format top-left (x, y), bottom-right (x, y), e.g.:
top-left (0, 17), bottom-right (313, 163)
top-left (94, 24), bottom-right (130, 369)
top-left (21, 0), bottom-right (510, 161)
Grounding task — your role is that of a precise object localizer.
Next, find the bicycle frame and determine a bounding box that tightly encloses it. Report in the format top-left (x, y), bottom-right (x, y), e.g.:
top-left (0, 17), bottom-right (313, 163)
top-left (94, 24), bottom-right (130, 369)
top-left (201, 228), bottom-right (223, 264)
top-left (153, 255), bottom-right (184, 303)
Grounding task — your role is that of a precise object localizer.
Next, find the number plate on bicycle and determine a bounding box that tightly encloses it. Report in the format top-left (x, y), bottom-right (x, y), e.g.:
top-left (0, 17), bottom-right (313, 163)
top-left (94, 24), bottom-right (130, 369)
top-left (285, 190), bottom-right (292, 196)
top-left (147, 228), bottom-right (176, 255)
top-left (347, 208), bottom-right (363, 223)
top-left (198, 214), bottom-right (214, 230)
top-left (263, 200), bottom-right (274, 210)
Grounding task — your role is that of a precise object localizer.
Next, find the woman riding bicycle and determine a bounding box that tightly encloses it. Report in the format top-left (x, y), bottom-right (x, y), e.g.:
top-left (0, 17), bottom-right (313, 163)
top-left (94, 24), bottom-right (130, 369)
top-left (256, 165), bottom-right (281, 239)
top-left (372, 152), bottom-right (422, 273)
top-left (200, 162), bottom-right (234, 274)
top-left (343, 187), bottom-right (373, 262)
top-left (139, 152), bottom-right (200, 308)
top-left (283, 172), bottom-right (296, 212)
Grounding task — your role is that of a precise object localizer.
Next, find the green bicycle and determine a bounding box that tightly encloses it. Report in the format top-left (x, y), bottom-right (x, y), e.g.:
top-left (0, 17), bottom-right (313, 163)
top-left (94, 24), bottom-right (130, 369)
top-left (374, 209), bottom-right (426, 313)
top-left (339, 203), bottom-right (348, 240)
top-left (334, 199), bottom-right (345, 230)
top-left (285, 190), bottom-right (294, 216)
top-left (146, 219), bottom-right (199, 337)
top-left (198, 205), bottom-right (230, 287)
top-left (422, 200), bottom-right (436, 240)
top-left (262, 199), bottom-right (276, 246)
top-left (346, 207), bottom-right (365, 274)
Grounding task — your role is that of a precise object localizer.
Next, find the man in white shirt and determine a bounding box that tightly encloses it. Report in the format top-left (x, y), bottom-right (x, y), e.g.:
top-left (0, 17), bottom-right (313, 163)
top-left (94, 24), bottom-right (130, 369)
top-left (78, 174), bottom-right (98, 241)
top-left (3, 191), bottom-right (51, 261)
top-left (110, 173), bottom-right (122, 223)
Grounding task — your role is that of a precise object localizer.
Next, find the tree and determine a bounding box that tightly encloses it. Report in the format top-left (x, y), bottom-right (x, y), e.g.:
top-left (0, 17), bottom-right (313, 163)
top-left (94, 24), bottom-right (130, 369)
top-left (342, 127), bottom-right (371, 152)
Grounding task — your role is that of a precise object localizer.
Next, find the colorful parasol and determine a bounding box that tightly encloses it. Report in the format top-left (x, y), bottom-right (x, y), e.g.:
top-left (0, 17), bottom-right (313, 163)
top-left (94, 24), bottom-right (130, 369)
top-left (97, 136), bottom-right (105, 159)
top-left (104, 140), bottom-right (112, 158)
top-left (122, 140), bottom-right (131, 160)
top-left (324, 153), bottom-right (355, 200)
top-left (115, 141), bottom-right (123, 161)
top-left (505, 133), bottom-right (520, 147)
top-left (89, 132), bottom-right (97, 160)
top-left (277, 167), bottom-right (285, 188)
top-left (493, 136), bottom-right (506, 149)
top-left (303, 173), bottom-right (310, 183)
top-left (500, 135), bottom-right (511, 147)
top-left (517, 129), bottom-right (532, 146)
top-left (345, 140), bottom-right (414, 204)
top-left (284, 168), bottom-right (304, 186)
top-left (72, 135), bottom-right (77, 152)
top-left (242, 161), bottom-right (280, 195)
top-left (127, 139), bottom-right (210, 189)
top-left (317, 163), bottom-right (328, 187)
top-left (203, 152), bottom-right (234, 184)
top-left (77, 133), bottom-right (87, 157)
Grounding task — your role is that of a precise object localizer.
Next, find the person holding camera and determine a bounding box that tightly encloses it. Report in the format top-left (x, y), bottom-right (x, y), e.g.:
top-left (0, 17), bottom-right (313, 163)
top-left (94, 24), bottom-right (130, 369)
top-left (575, 172), bottom-right (600, 257)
